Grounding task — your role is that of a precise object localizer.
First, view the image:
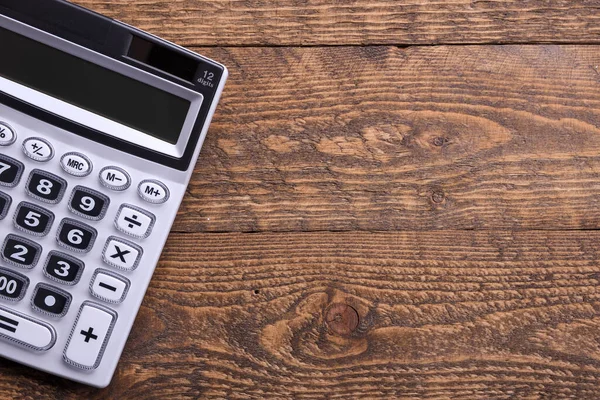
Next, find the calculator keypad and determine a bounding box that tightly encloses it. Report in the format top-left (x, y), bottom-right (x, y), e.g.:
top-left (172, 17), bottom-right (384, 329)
top-left (68, 186), bottom-right (109, 221)
top-left (31, 283), bottom-right (72, 317)
top-left (114, 204), bottom-right (155, 239)
top-left (2, 234), bottom-right (42, 269)
top-left (26, 169), bottom-right (67, 204)
top-left (56, 218), bottom-right (97, 253)
top-left (43, 251), bottom-right (85, 285)
top-left (13, 201), bottom-right (55, 236)
top-left (0, 192), bottom-right (11, 220)
top-left (0, 154), bottom-right (24, 187)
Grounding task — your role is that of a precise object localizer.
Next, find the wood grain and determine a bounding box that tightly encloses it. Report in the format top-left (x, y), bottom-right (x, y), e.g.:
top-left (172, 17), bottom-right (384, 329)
top-left (72, 0), bottom-right (600, 46)
top-left (170, 45), bottom-right (600, 233)
top-left (3, 231), bottom-right (600, 398)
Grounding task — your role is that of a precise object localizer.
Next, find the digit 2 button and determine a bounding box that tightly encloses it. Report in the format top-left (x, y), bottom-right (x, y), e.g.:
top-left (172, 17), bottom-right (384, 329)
top-left (44, 251), bottom-right (85, 285)
top-left (13, 201), bottom-right (55, 236)
top-left (1, 234), bottom-right (42, 269)
top-left (31, 283), bottom-right (72, 317)
top-left (56, 218), bottom-right (97, 253)
top-left (68, 186), bottom-right (109, 221)
top-left (26, 169), bottom-right (67, 204)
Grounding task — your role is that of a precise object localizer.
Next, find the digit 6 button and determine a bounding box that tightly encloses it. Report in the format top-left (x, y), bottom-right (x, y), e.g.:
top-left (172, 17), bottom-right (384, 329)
top-left (56, 218), bottom-right (97, 253)
top-left (26, 169), bottom-right (67, 204)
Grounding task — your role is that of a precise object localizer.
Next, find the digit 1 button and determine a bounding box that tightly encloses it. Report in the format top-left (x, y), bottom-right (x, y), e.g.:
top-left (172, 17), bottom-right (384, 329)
top-left (0, 192), bottom-right (12, 220)
top-left (63, 302), bottom-right (117, 370)
top-left (138, 179), bottom-right (170, 204)
top-left (43, 251), bottom-right (85, 285)
top-left (114, 204), bottom-right (155, 239)
top-left (99, 166), bottom-right (130, 191)
top-left (22, 137), bottom-right (54, 162)
top-left (0, 267), bottom-right (29, 302)
top-left (1, 234), bottom-right (42, 269)
top-left (26, 169), bottom-right (67, 204)
top-left (102, 236), bottom-right (143, 271)
top-left (90, 269), bottom-right (130, 304)
top-left (68, 186), bottom-right (110, 221)
top-left (0, 122), bottom-right (16, 146)
top-left (60, 152), bottom-right (93, 177)
top-left (56, 218), bottom-right (97, 253)
top-left (0, 154), bottom-right (24, 188)
top-left (31, 283), bottom-right (72, 318)
top-left (13, 201), bottom-right (55, 237)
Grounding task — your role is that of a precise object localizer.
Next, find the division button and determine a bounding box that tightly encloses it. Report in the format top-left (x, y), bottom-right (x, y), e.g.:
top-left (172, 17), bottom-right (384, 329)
top-left (0, 305), bottom-right (56, 351)
top-left (0, 122), bottom-right (16, 146)
top-left (138, 179), bottom-right (170, 204)
top-left (0, 154), bottom-right (24, 188)
top-left (99, 166), bottom-right (131, 191)
top-left (31, 283), bottom-right (71, 317)
top-left (60, 152), bottom-right (93, 177)
top-left (0, 267), bottom-right (29, 301)
top-left (89, 269), bottom-right (130, 304)
top-left (22, 137), bottom-right (54, 162)
top-left (102, 236), bottom-right (143, 271)
top-left (0, 191), bottom-right (12, 220)
top-left (63, 301), bottom-right (117, 370)
top-left (114, 204), bottom-right (155, 239)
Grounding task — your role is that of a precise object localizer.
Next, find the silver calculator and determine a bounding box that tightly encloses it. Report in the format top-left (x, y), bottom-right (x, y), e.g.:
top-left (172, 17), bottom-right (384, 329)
top-left (0, 0), bottom-right (227, 387)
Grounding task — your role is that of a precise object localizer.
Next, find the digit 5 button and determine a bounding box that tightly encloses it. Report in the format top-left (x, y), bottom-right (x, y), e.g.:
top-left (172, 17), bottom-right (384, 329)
top-left (13, 201), bottom-right (55, 236)
top-left (22, 137), bottom-right (54, 162)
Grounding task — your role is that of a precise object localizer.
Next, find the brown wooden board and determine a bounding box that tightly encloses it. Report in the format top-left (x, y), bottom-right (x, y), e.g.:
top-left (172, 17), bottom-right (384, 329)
top-left (73, 0), bottom-right (600, 46)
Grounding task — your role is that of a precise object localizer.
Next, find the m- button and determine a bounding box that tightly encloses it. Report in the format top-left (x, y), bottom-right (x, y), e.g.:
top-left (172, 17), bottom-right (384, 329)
top-left (99, 166), bottom-right (130, 191)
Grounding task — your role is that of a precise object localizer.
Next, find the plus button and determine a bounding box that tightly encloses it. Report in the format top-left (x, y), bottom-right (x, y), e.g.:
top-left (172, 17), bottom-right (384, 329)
top-left (80, 327), bottom-right (98, 343)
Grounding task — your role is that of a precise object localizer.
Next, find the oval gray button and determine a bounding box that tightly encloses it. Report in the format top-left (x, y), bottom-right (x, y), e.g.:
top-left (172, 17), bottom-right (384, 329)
top-left (99, 166), bottom-right (130, 191)
top-left (60, 152), bottom-right (93, 177)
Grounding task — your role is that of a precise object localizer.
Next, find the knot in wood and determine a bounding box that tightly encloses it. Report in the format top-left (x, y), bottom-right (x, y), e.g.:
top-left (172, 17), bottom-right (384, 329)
top-left (325, 303), bottom-right (359, 336)
top-left (431, 190), bottom-right (445, 203)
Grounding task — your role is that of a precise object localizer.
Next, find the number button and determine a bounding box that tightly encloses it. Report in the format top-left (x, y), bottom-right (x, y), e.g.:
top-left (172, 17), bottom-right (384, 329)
top-left (31, 283), bottom-right (71, 317)
top-left (89, 269), bottom-right (130, 304)
top-left (22, 137), bottom-right (54, 162)
top-left (0, 154), bottom-right (24, 188)
top-left (56, 218), bottom-right (97, 253)
top-left (26, 170), bottom-right (67, 204)
top-left (0, 268), bottom-right (29, 301)
top-left (102, 236), bottom-right (143, 271)
top-left (0, 122), bottom-right (16, 146)
top-left (0, 192), bottom-right (12, 220)
top-left (13, 202), bottom-right (55, 236)
top-left (1, 234), bottom-right (42, 269)
top-left (43, 251), bottom-right (85, 285)
top-left (114, 204), bottom-right (155, 239)
top-left (68, 186), bottom-right (109, 221)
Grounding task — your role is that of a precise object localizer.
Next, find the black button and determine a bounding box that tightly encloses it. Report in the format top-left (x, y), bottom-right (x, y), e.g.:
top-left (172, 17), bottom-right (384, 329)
top-left (68, 186), bottom-right (109, 221)
top-left (0, 268), bottom-right (28, 301)
top-left (1, 234), bottom-right (42, 269)
top-left (13, 202), bottom-right (54, 236)
top-left (31, 284), bottom-right (71, 317)
top-left (56, 218), bottom-right (97, 253)
top-left (44, 251), bottom-right (84, 285)
top-left (0, 192), bottom-right (12, 220)
top-left (0, 154), bottom-right (24, 187)
top-left (26, 169), bottom-right (67, 204)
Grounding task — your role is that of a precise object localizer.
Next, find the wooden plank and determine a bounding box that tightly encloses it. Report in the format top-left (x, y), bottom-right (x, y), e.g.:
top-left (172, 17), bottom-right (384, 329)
top-left (168, 45), bottom-right (600, 233)
top-left (74, 0), bottom-right (600, 46)
top-left (3, 230), bottom-right (600, 398)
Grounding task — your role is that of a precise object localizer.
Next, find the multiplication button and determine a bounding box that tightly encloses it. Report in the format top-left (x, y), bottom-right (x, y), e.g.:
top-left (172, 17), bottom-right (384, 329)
top-left (102, 236), bottom-right (142, 271)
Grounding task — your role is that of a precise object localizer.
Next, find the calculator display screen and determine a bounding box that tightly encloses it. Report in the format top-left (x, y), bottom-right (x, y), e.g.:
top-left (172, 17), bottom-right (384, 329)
top-left (0, 27), bottom-right (189, 145)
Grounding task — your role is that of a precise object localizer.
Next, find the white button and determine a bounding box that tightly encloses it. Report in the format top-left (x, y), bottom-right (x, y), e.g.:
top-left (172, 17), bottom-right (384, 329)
top-left (0, 305), bottom-right (56, 351)
top-left (99, 166), bottom-right (130, 191)
top-left (102, 236), bottom-right (143, 271)
top-left (60, 152), bottom-right (93, 177)
top-left (22, 137), bottom-right (54, 162)
top-left (63, 302), bottom-right (117, 370)
top-left (138, 179), bottom-right (170, 204)
top-left (114, 204), bottom-right (155, 239)
top-left (0, 122), bottom-right (16, 146)
top-left (90, 269), bottom-right (130, 304)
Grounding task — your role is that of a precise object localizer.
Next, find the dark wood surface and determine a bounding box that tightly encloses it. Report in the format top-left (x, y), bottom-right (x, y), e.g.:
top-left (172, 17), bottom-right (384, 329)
top-left (3, 1), bottom-right (600, 399)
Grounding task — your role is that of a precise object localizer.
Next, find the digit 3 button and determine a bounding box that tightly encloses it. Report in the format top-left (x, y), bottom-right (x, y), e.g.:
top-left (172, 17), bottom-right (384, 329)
top-left (31, 283), bottom-right (72, 317)
top-left (26, 169), bottom-right (67, 204)
top-left (43, 251), bottom-right (85, 285)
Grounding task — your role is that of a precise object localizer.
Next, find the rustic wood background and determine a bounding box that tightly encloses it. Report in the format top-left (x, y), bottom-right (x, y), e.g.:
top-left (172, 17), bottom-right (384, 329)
top-left (3, 1), bottom-right (600, 398)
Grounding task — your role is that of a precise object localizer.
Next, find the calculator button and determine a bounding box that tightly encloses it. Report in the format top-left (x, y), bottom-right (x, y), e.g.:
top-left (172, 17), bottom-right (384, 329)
top-left (63, 301), bottom-right (117, 370)
top-left (31, 283), bottom-right (71, 317)
top-left (43, 251), bottom-right (85, 285)
top-left (99, 166), bottom-right (131, 191)
top-left (68, 186), bottom-right (110, 221)
top-left (0, 154), bottom-right (24, 188)
top-left (89, 269), bottom-right (130, 304)
top-left (138, 179), bottom-right (170, 204)
top-left (26, 169), bottom-right (67, 204)
top-left (114, 204), bottom-right (155, 239)
top-left (0, 305), bottom-right (56, 351)
top-left (56, 218), bottom-right (97, 253)
top-left (0, 192), bottom-right (12, 220)
top-left (60, 152), bottom-right (93, 177)
top-left (0, 122), bottom-right (16, 146)
top-left (1, 234), bottom-right (42, 269)
top-left (102, 236), bottom-right (143, 271)
top-left (13, 202), bottom-right (55, 237)
top-left (0, 268), bottom-right (29, 301)
top-left (22, 137), bottom-right (54, 162)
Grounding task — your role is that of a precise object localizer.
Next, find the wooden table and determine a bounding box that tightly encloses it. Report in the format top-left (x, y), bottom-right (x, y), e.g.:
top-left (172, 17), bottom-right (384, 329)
top-left (4, 1), bottom-right (600, 398)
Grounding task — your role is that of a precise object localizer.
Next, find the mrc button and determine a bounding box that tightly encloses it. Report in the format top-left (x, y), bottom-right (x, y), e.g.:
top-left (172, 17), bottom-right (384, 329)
top-left (60, 153), bottom-right (92, 177)
top-left (99, 166), bottom-right (130, 191)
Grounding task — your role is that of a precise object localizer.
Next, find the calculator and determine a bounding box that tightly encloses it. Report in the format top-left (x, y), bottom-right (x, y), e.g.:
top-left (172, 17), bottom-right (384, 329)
top-left (0, 0), bottom-right (227, 387)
